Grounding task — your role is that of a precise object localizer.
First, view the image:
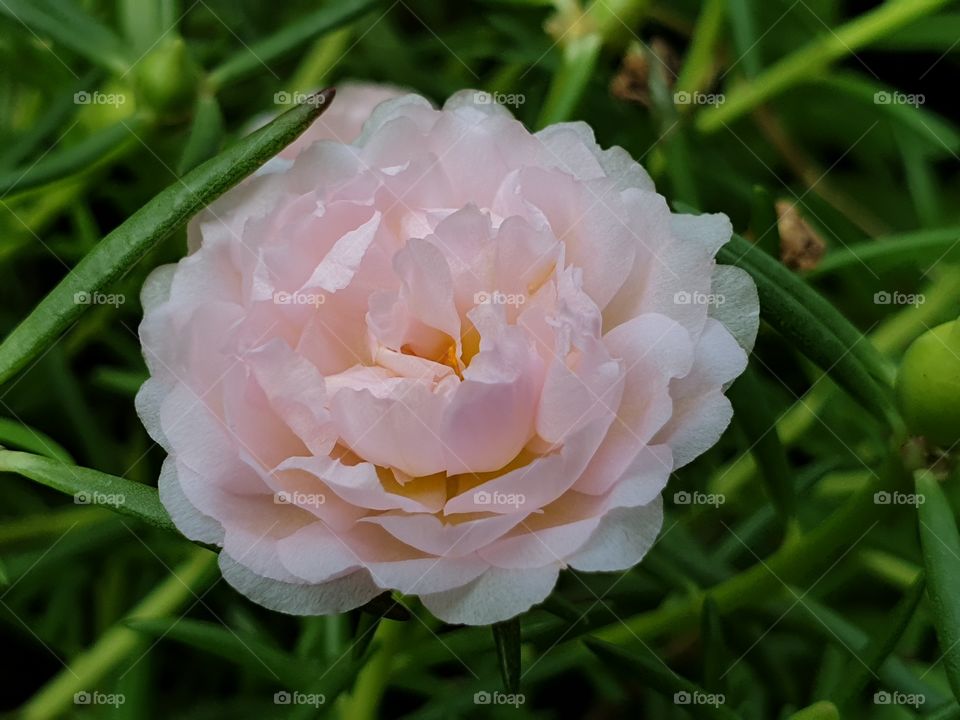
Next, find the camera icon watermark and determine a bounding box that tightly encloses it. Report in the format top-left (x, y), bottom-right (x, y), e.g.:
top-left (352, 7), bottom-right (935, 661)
top-left (74, 291), bottom-right (125, 307)
top-left (674, 690), bottom-right (725, 708)
top-left (273, 690), bottom-right (325, 707)
top-left (473, 90), bottom-right (526, 108)
top-left (473, 690), bottom-right (525, 707)
top-left (873, 290), bottom-right (924, 307)
top-left (473, 490), bottom-right (526, 509)
top-left (673, 91), bottom-right (726, 106)
top-left (273, 91), bottom-right (330, 107)
top-left (74, 90), bottom-right (127, 107)
top-left (874, 690), bottom-right (925, 708)
top-left (75, 490), bottom-right (125, 508)
top-left (275, 490), bottom-right (326, 508)
top-left (874, 90), bottom-right (925, 107)
top-left (474, 290), bottom-right (526, 308)
top-left (673, 490), bottom-right (725, 508)
top-left (74, 691), bottom-right (126, 707)
top-left (874, 490), bottom-right (925, 507)
top-left (673, 290), bottom-right (725, 306)
top-left (273, 290), bottom-right (326, 307)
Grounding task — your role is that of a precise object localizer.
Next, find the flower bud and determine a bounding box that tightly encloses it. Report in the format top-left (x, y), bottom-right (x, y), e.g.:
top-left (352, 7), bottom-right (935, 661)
top-left (134, 37), bottom-right (200, 120)
top-left (896, 319), bottom-right (960, 447)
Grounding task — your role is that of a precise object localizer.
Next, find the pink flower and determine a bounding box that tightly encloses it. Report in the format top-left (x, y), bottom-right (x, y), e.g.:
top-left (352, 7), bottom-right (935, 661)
top-left (137, 89), bottom-right (758, 625)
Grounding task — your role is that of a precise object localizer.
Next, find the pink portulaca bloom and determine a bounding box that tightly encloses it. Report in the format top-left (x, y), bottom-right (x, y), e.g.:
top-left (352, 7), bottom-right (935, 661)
top-left (137, 85), bottom-right (758, 625)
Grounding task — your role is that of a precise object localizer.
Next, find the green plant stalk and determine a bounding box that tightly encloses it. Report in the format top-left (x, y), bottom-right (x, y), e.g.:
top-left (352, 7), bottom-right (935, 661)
top-left (339, 619), bottom-right (404, 720)
top-left (536, 33), bottom-right (602, 128)
top-left (697, 0), bottom-right (954, 133)
top-left (286, 26), bottom-right (355, 93)
top-left (596, 454), bottom-right (903, 644)
top-left (0, 90), bottom-right (334, 388)
top-left (19, 548), bottom-right (217, 720)
top-left (675, 0), bottom-right (726, 97)
top-left (0, 506), bottom-right (109, 549)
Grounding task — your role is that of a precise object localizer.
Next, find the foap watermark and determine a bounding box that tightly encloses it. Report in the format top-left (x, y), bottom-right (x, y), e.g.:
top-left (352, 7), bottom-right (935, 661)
top-left (473, 90), bottom-right (525, 108)
top-left (874, 490), bottom-right (925, 507)
top-left (474, 490), bottom-right (525, 509)
top-left (273, 91), bottom-right (330, 108)
top-left (674, 490), bottom-right (725, 508)
top-left (673, 290), bottom-right (725, 306)
top-left (273, 290), bottom-right (326, 307)
top-left (874, 690), bottom-right (925, 708)
top-left (74, 90), bottom-right (127, 107)
top-left (75, 490), bottom-right (125, 508)
top-left (275, 491), bottom-right (326, 508)
top-left (474, 690), bottom-right (525, 707)
top-left (74, 291), bottom-right (125, 307)
top-left (274, 691), bottom-right (325, 708)
top-left (474, 290), bottom-right (526, 308)
top-left (673, 91), bottom-right (725, 106)
top-left (874, 90), bottom-right (925, 107)
top-left (874, 290), bottom-right (924, 307)
top-left (674, 691), bottom-right (725, 708)
top-left (74, 691), bottom-right (126, 708)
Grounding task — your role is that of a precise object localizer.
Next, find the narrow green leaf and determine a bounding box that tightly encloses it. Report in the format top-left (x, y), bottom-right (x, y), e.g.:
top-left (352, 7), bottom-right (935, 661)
top-left (729, 367), bottom-right (795, 524)
top-left (0, 118), bottom-right (143, 197)
top-left (675, 0), bottom-right (725, 96)
top-left (787, 701), bottom-right (839, 720)
top-left (492, 617), bottom-right (522, 694)
top-left (716, 234), bottom-right (897, 422)
top-left (917, 471), bottom-right (960, 701)
top-left (0, 556), bottom-right (8, 586)
top-left (0, 417), bottom-right (73, 462)
top-left (697, 0), bottom-right (954, 132)
top-left (584, 638), bottom-right (741, 719)
top-left (208, 0), bottom-right (382, 88)
top-left (19, 549), bottom-right (216, 720)
top-left (0, 0), bottom-right (131, 73)
top-left (834, 571), bottom-right (926, 708)
top-left (749, 184), bottom-right (780, 258)
top-left (701, 597), bottom-right (726, 695)
top-left (536, 33), bottom-right (602, 128)
top-left (725, 0), bottom-right (761, 79)
top-left (0, 450), bottom-right (173, 531)
top-left (0, 89), bottom-right (335, 388)
top-left (177, 93), bottom-right (225, 176)
top-left (127, 618), bottom-right (327, 688)
top-left (809, 226), bottom-right (960, 277)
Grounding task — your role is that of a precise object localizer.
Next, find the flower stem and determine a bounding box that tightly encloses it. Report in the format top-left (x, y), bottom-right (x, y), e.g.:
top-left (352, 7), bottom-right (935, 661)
top-left (339, 619), bottom-right (404, 720)
top-left (19, 548), bottom-right (217, 720)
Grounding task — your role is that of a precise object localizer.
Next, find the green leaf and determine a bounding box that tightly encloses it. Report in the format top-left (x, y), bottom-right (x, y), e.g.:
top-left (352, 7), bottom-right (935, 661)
top-left (492, 617), bottom-right (522, 694)
top-left (0, 118), bottom-right (143, 197)
top-left (697, 0), bottom-right (955, 133)
top-left (701, 597), bottom-right (727, 695)
top-left (0, 417), bottom-right (73, 462)
top-left (584, 638), bottom-right (741, 719)
top-left (0, 89), bottom-right (335, 388)
top-left (787, 701), bottom-right (839, 720)
top-left (725, 0), bottom-right (762, 79)
top-left (177, 94), bottom-right (225, 175)
top-left (917, 471), bottom-right (960, 702)
top-left (208, 0), bottom-right (383, 88)
top-left (127, 618), bottom-right (331, 688)
top-left (0, 450), bottom-right (173, 531)
top-left (536, 33), bottom-right (602, 128)
top-left (0, 0), bottom-right (131, 73)
top-left (834, 571), bottom-right (926, 708)
top-left (808, 226), bottom-right (960, 277)
top-left (729, 367), bottom-right (795, 524)
top-left (716, 234), bottom-right (897, 423)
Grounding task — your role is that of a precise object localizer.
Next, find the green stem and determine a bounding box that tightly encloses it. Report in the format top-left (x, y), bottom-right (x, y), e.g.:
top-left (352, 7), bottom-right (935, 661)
top-left (338, 619), bottom-right (404, 720)
top-left (596, 453), bottom-right (903, 644)
top-left (19, 548), bottom-right (217, 720)
top-left (697, 0), bottom-right (953, 133)
top-left (674, 0), bottom-right (726, 97)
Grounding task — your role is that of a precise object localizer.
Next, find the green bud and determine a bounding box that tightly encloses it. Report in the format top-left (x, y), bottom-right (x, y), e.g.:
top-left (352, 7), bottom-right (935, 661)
top-left (134, 37), bottom-right (200, 120)
top-left (896, 319), bottom-right (960, 448)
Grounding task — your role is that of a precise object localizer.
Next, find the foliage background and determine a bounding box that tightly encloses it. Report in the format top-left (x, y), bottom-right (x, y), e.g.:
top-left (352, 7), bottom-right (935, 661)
top-left (1, 0), bottom-right (959, 718)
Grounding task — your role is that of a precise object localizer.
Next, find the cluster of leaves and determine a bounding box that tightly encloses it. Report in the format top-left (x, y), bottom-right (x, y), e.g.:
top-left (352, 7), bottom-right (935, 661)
top-left (1, 0), bottom-right (959, 718)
